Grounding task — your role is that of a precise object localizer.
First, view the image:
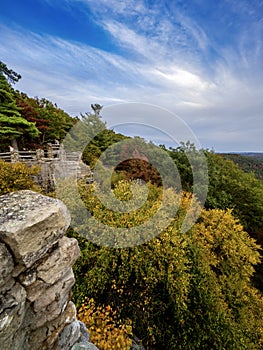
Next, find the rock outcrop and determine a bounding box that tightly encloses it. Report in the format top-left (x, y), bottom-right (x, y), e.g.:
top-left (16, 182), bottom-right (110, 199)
top-left (0, 190), bottom-right (95, 350)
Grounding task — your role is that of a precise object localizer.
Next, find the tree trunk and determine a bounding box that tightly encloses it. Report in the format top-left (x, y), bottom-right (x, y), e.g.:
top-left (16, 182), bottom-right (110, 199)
top-left (11, 138), bottom-right (18, 150)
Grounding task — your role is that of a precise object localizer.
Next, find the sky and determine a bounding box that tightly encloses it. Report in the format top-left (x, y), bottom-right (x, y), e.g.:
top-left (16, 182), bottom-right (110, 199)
top-left (0, 0), bottom-right (263, 152)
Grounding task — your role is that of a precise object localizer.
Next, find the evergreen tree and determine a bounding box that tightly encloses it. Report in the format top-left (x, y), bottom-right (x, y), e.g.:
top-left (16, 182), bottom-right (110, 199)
top-left (0, 62), bottom-right (39, 150)
top-left (0, 61), bottom-right (21, 84)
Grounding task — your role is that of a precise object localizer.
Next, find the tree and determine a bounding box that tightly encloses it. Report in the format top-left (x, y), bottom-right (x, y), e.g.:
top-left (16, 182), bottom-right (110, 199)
top-left (15, 93), bottom-right (50, 148)
top-left (77, 299), bottom-right (132, 350)
top-left (205, 151), bottom-right (263, 236)
top-left (64, 107), bottom-right (125, 165)
top-left (0, 63), bottom-right (39, 150)
top-left (15, 94), bottom-right (77, 147)
top-left (33, 98), bottom-right (76, 142)
top-left (68, 181), bottom-right (263, 349)
top-left (0, 160), bottom-right (41, 195)
top-left (166, 145), bottom-right (263, 237)
top-left (221, 153), bottom-right (263, 181)
top-left (115, 140), bottom-right (162, 186)
top-left (0, 61), bottom-right (21, 84)
top-left (91, 103), bottom-right (103, 117)
top-left (82, 128), bottom-right (127, 168)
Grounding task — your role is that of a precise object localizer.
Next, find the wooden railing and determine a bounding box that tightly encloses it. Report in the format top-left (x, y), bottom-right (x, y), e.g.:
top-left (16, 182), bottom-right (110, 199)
top-left (0, 144), bottom-right (59, 163)
top-left (0, 144), bottom-right (82, 163)
top-left (0, 152), bottom-right (12, 162)
top-left (0, 151), bottom-right (37, 163)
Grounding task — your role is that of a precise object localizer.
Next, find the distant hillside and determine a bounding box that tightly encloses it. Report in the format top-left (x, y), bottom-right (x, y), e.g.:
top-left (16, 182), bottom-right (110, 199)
top-left (220, 153), bottom-right (263, 181)
top-left (238, 152), bottom-right (263, 161)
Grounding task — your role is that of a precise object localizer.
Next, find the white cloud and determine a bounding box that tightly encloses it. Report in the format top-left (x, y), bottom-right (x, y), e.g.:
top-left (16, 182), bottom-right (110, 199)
top-left (72, 0), bottom-right (148, 17)
top-left (0, 0), bottom-right (263, 152)
top-left (153, 67), bottom-right (211, 90)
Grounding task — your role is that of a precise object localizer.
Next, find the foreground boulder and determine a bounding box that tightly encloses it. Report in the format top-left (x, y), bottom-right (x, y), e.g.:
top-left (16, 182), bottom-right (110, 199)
top-left (0, 190), bottom-right (84, 350)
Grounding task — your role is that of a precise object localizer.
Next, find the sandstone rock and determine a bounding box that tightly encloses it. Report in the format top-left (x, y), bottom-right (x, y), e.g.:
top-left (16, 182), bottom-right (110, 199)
top-left (18, 268), bottom-right (37, 287)
top-left (78, 321), bottom-right (90, 342)
top-left (29, 301), bottom-right (76, 350)
top-left (0, 283), bottom-right (27, 350)
top-left (0, 243), bottom-right (14, 286)
top-left (20, 265), bottom-right (76, 329)
top-left (56, 320), bottom-right (81, 350)
top-left (0, 190), bottom-right (70, 268)
top-left (33, 290), bottom-right (71, 329)
top-left (0, 190), bottom-right (90, 350)
top-left (37, 236), bottom-right (80, 285)
top-left (19, 236), bottom-right (79, 293)
top-left (0, 275), bottom-right (15, 294)
top-left (70, 321), bottom-right (100, 350)
top-left (32, 269), bottom-right (75, 312)
top-left (12, 304), bottom-right (32, 350)
top-left (22, 277), bottom-right (46, 302)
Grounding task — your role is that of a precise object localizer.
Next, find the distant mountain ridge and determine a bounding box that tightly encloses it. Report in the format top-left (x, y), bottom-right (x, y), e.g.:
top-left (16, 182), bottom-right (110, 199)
top-left (219, 152), bottom-right (263, 181)
top-left (237, 152), bottom-right (263, 161)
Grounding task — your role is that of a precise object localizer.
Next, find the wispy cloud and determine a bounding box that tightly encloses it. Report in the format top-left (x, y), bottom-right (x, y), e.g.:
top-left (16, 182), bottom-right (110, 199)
top-left (0, 0), bottom-right (263, 151)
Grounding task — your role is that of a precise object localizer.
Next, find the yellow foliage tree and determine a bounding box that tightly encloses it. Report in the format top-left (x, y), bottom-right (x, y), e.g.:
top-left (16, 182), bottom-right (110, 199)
top-left (69, 179), bottom-right (263, 349)
top-left (77, 298), bottom-right (132, 350)
top-left (0, 160), bottom-right (41, 195)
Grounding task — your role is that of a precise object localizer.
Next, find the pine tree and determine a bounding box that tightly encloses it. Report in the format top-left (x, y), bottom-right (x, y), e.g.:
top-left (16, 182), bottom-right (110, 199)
top-left (0, 62), bottom-right (39, 149)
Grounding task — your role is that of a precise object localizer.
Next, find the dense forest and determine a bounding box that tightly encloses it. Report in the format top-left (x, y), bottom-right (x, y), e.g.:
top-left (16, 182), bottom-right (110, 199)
top-left (1, 62), bottom-right (263, 349)
top-left (221, 153), bottom-right (263, 181)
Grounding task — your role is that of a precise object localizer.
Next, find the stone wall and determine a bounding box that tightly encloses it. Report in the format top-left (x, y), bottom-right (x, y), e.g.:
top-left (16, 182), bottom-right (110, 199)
top-left (31, 158), bottom-right (92, 192)
top-left (0, 190), bottom-right (96, 350)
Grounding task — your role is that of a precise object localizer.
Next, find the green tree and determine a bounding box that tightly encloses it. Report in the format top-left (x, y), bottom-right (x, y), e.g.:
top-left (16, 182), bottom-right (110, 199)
top-left (63, 109), bottom-right (106, 154)
top-left (82, 129), bottom-right (127, 168)
top-left (221, 153), bottom-right (263, 181)
top-left (166, 145), bottom-right (263, 237)
top-left (205, 151), bottom-right (263, 236)
top-left (0, 61), bottom-right (21, 84)
top-left (34, 98), bottom-right (76, 142)
top-left (64, 107), bottom-right (125, 165)
top-left (91, 103), bottom-right (103, 117)
top-left (0, 62), bottom-right (39, 150)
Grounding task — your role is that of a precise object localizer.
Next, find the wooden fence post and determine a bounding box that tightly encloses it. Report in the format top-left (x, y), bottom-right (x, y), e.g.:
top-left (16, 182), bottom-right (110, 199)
top-left (10, 150), bottom-right (19, 163)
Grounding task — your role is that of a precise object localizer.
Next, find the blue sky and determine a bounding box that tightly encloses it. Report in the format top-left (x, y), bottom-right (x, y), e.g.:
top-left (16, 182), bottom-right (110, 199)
top-left (0, 0), bottom-right (263, 152)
